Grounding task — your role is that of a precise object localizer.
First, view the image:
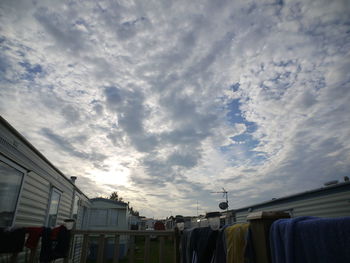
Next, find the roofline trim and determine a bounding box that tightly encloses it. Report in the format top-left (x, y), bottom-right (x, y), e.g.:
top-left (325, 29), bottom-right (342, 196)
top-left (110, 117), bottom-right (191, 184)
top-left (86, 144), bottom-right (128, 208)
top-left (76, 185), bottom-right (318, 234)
top-left (231, 181), bottom-right (350, 213)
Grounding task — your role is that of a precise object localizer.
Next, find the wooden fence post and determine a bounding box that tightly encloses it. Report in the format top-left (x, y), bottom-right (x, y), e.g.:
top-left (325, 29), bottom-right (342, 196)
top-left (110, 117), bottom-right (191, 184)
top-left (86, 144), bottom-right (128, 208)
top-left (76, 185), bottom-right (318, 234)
top-left (144, 236), bottom-right (150, 263)
top-left (159, 236), bottom-right (165, 263)
top-left (128, 235), bottom-right (135, 263)
top-left (10, 253), bottom-right (18, 263)
top-left (113, 234), bottom-right (120, 263)
top-left (97, 234), bottom-right (105, 263)
top-left (28, 248), bottom-right (36, 263)
top-left (174, 228), bottom-right (180, 263)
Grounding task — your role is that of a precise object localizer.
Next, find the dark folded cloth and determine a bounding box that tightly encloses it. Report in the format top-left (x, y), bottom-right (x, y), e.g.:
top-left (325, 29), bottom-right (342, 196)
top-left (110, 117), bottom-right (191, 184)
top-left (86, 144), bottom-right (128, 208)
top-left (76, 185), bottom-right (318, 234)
top-left (40, 225), bottom-right (71, 262)
top-left (296, 217), bottom-right (350, 263)
top-left (270, 216), bottom-right (314, 263)
top-left (244, 227), bottom-right (255, 263)
top-left (181, 228), bottom-right (194, 263)
top-left (25, 227), bottom-right (44, 249)
top-left (189, 227), bottom-right (218, 263)
top-left (0, 227), bottom-right (25, 253)
top-left (270, 217), bottom-right (350, 263)
top-left (213, 225), bottom-right (229, 263)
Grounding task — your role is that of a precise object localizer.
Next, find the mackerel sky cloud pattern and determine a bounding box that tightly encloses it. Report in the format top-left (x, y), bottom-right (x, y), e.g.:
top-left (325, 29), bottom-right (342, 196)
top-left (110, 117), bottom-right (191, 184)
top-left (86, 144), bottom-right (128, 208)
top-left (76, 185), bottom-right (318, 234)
top-left (0, 0), bottom-right (349, 217)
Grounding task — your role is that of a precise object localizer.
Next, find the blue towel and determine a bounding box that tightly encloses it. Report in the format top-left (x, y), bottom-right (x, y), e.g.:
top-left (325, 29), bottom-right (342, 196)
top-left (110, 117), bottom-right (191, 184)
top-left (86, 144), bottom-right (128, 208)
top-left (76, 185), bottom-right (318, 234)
top-left (270, 217), bottom-right (350, 263)
top-left (270, 216), bottom-right (314, 263)
top-left (296, 217), bottom-right (350, 263)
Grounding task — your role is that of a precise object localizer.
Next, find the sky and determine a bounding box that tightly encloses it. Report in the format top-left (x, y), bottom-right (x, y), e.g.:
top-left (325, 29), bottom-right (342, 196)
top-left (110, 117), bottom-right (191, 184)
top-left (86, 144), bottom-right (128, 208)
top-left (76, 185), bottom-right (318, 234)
top-left (0, 0), bottom-right (350, 218)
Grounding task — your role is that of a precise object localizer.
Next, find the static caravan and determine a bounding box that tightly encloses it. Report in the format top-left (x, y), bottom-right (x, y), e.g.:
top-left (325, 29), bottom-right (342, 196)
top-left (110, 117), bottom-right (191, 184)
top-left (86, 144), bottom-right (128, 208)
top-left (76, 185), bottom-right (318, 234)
top-left (85, 198), bottom-right (130, 260)
top-left (140, 217), bottom-right (156, 230)
top-left (0, 116), bottom-right (90, 262)
top-left (231, 181), bottom-right (350, 223)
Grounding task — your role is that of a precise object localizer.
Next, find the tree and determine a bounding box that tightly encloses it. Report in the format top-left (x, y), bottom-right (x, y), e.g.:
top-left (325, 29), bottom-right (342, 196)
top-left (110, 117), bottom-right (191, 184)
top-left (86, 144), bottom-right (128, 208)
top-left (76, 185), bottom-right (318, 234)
top-left (129, 206), bottom-right (139, 216)
top-left (109, 191), bottom-right (139, 216)
top-left (109, 191), bottom-right (123, 202)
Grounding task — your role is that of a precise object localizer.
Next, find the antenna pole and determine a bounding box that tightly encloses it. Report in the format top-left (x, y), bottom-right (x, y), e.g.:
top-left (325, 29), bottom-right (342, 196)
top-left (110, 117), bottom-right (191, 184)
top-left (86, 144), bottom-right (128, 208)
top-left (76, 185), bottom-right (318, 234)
top-left (211, 188), bottom-right (229, 211)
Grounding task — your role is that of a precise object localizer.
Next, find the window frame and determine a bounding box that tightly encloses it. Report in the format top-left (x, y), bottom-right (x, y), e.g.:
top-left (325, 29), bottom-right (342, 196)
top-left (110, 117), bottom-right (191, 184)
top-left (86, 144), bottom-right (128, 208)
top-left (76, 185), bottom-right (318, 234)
top-left (71, 193), bottom-right (79, 220)
top-left (46, 186), bottom-right (62, 227)
top-left (0, 155), bottom-right (26, 227)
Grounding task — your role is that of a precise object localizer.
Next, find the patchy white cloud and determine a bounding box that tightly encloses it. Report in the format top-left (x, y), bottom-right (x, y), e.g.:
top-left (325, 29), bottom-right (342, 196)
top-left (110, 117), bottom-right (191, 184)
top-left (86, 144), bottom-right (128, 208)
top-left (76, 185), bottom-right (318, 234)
top-left (0, 0), bottom-right (349, 217)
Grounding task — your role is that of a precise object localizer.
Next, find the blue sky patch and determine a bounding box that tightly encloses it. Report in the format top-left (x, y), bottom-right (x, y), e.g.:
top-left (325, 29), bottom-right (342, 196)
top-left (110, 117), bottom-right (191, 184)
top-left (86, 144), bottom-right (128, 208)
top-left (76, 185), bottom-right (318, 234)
top-left (19, 61), bottom-right (43, 81)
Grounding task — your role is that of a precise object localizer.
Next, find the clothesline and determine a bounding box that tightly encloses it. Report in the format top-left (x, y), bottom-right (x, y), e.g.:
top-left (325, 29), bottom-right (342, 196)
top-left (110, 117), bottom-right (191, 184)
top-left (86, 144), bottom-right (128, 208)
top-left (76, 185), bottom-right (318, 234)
top-left (0, 225), bottom-right (71, 263)
top-left (179, 215), bottom-right (350, 263)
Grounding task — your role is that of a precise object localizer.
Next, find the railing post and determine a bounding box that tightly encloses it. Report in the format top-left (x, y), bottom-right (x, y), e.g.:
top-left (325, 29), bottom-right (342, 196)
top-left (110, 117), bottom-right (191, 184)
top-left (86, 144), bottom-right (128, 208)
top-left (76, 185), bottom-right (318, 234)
top-left (144, 236), bottom-right (150, 263)
top-left (97, 234), bottom-right (105, 263)
top-left (174, 228), bottom-right (180, 263)
top-left (28, 248), bottom-right (36, 263)
top-left (80, 233), bottom-right (89, 263)
top-left (128, 235), bottom-right (135, 263)
top-left (64, 231), bottom-right (75, 263)
top-left (159, 236), bottom-right (165, 263)
top-left (113, 234), bottom-right (120, 263)
top-left (10, 253), bottom-right (18, 263)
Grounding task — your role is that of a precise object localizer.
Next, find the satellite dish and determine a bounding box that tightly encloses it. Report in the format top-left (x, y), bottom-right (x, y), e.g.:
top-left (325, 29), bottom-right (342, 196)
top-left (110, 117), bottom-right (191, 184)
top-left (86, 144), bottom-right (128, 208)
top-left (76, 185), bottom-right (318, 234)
top-left (219, 202), bottom-right (228, 210)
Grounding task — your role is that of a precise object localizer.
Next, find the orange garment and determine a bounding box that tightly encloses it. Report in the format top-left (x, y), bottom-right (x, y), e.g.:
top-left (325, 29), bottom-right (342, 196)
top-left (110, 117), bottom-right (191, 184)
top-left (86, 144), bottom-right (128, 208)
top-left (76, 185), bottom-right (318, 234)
top-left (225, 223), bottom-right (249, 263)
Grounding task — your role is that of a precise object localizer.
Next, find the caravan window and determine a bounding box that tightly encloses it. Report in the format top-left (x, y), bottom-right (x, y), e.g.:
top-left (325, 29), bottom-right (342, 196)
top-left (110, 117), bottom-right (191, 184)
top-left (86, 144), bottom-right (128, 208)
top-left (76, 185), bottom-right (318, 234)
top-left (47, 188), bottom-right (61, 227)
top-left (0, 158), bottom-right (24, 227)
top-left (90, 209), bottom-right (108, 226)
top-left (108, 209), bottom-right (118, 226)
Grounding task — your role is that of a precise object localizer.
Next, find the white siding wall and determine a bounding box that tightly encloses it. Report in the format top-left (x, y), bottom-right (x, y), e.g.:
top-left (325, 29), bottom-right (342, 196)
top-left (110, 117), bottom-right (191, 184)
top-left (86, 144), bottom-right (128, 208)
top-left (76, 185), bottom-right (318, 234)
top-left (234, 189), bottom-right (350, 223)
top-left (0, 120), bottom-right (90, 263)
top-left (87, 200), bottom-right (128, 231)
top-left (0, 122), bottom-right (88, 227)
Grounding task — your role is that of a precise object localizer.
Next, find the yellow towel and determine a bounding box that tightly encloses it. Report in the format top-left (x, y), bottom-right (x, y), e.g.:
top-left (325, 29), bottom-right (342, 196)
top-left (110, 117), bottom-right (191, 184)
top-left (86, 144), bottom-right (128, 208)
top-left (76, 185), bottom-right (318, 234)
top-left (225, 223), bottom-right (249, 263)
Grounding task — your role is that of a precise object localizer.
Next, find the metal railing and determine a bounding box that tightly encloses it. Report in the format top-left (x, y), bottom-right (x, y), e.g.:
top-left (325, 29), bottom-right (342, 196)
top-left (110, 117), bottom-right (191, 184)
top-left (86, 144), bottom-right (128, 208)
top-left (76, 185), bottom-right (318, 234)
top-left (69, 229), bottom-right (180, 263)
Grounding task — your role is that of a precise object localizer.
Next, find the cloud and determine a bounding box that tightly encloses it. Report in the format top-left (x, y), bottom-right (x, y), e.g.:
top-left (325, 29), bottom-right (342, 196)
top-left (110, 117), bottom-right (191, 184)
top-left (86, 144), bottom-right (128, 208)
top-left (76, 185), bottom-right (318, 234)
top-left (61, 105), bottom-right (81, 124)
top-left (34, 7), bottom-right (91, 55)
top-left (0, 0), bottom-right (349, 217)
top-left (41, 128), bottom-right (107, 162)
top-left (103, 86), bottom-right (159, 152)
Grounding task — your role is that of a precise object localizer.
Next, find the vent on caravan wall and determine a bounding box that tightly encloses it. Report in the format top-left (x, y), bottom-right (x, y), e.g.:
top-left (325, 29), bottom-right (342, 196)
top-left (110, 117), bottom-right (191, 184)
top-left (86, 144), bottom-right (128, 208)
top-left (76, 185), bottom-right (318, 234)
top-left (323, 180), bottom-right (338, 187)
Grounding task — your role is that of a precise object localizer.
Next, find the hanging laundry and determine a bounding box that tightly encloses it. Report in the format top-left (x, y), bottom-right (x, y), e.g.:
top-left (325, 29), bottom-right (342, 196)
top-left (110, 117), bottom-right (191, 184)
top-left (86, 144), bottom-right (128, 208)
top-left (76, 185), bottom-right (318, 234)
top-left (270, 217), bottom-right (350, 263)
top-left (270, 216), bottom-right (315, 263)
top-left (181, 228), bottom-right (194, 263)
top-left (25, 227), bottom-right (44, 249)
top-left (225, 223), bottom-right (249, 263)
top-left (296, 217), bottom-right (350, 263)
top-left (212, 225), bottom-right (229, 263)
top-left (39, 225), bottom-right (71, 262)
top-left (0, 227), bottom-right (25, 253)
top-left (188, 227), bottom-right (218, 263)
top-left (245, 212), bottom-right (290, 263)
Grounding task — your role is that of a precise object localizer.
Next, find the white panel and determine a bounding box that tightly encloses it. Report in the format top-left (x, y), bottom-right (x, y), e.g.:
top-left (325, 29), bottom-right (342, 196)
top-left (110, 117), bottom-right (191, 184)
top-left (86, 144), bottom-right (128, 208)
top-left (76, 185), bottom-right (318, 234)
top-left (235, 190), bottom-right (350, 223)
top-left (15, 171), bottom-right (49, 227)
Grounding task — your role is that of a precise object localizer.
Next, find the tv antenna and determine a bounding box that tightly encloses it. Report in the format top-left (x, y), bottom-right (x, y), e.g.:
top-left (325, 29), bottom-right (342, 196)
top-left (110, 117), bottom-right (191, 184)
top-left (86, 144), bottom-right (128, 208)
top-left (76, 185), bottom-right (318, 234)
top-left (211, 188), bottom-right (229, 211)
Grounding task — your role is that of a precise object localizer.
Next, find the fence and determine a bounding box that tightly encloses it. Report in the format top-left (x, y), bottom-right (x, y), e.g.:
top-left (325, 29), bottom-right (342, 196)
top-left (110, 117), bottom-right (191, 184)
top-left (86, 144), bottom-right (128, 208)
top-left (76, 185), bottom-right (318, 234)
top-left (69, 229), bottom-right (180, 263)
